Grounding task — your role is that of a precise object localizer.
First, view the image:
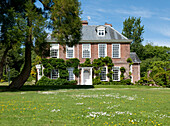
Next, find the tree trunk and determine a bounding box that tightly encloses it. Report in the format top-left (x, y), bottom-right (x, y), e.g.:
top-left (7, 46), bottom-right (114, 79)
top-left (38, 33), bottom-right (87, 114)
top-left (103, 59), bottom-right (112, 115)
top-left (0, 46), bottom-right (11, 81)
top-left (9, 19), bottom-right (32, 89)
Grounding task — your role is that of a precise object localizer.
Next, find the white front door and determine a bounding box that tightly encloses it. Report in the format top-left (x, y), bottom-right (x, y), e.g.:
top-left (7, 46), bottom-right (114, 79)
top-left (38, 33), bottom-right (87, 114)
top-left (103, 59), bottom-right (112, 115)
top-left (84, 70), bottom-right (90, 85)
top-left (81, 67), bottom-right (92, 85)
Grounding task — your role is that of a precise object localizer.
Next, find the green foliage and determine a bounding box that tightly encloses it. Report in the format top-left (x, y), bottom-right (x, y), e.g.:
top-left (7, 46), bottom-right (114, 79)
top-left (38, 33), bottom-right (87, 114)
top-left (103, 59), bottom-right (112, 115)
top-left (66, 58), bottom-right (80, 77)
top-left (136, 77), bottom-right (154, 86)
top-left (80, 58), bottom-right (92, 67)
top-left (36, 76), bottom-right (77, 86)
top-left (137, 61), bottom-right (170, 87)
top-left (42, 58), bottom-right (80, 79)
top-left (120, 67), bottom-right (126, 80)
top-left (9, 68), bottom-right (19, 81)
top-left (92, 79), bottom-right (133, 85)
top-left (141, 43), bottom-right (170, 61)
top-left (140, 57), bottom-right (161, 77)
top-left (126, 58), bottom-right (132, 63)
top-left (149, 61), bottom-right (170, 87)
top-left (92, 57), bottom-right (114, 81)
top-left (152, 72), bottom-right (170, 87)
top-left (122, 17), bottom-right (144, 57)
top-left (50, 0), bottom-right (82, 47)
top-left (92, 78), bottom-right (101, 85)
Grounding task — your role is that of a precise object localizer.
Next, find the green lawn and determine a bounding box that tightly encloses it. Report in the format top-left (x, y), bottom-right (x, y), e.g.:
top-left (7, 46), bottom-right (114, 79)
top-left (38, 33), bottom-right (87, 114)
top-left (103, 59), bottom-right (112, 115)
top-left (0, 88), bottom-right (170, 126)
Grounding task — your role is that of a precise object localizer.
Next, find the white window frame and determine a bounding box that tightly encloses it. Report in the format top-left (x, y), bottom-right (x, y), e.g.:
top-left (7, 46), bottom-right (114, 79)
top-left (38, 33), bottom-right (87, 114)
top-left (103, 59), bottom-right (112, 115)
top-left (100, 66), bottom-right (107, 81)
top-left (97, 29), bottom-right (105, 37)
top-left (66, 46), bottom-right (74, 58)
top-left (51, 69), bottom-right (59, 79)
top-left (112, 66), bottom-right (120, 81)
top-left (112, 44), bottom-right (120, 58)
top-left (50, 44), bottom-right (59, 58)
top-left (67, 67), bottom-right (75, 81)
top-left (130, 65), bottom-right (132, 73)
top-left (82, 44), bottom-right (91, 58)
top-left (98, 44), bottom-right (107, 58)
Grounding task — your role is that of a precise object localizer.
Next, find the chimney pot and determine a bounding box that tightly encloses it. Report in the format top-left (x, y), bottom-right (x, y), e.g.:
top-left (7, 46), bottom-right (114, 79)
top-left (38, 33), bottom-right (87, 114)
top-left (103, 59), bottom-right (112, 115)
top-left (82, 20), bottom-right (88, 25)
top-left (105, 22), bottom-right (112, 27)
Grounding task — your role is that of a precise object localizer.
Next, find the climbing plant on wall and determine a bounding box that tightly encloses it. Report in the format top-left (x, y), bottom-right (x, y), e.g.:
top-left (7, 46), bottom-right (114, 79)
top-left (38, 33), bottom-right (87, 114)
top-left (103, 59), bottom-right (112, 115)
top-left (127, 58), bottom-right (133, 79)
top-left (41, 58), bottom-right (80, 79)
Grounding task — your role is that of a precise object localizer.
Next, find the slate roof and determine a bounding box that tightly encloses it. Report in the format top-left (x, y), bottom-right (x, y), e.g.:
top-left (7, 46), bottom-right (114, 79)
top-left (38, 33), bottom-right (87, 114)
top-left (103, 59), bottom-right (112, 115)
top-left (130, 52), bottom-right (141, 63)
top-left (46, 25), bottom-right (132, 43)
top-left (81, 25), bottom-right (127, 40)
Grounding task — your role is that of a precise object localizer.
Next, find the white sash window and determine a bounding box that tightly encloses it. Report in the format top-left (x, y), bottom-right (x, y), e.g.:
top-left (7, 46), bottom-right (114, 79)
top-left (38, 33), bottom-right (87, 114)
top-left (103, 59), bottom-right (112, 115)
top-left (51, 69), bottom-right (59, 79)
top-left (82, 44), bottom-right (91, 58)
top-left (100, 67), bottom-right (107, 81)
top-left (98, 44), bottom-right (107, 58)
top-left (66, 46), bottom-right (74, 58)
top-left (67, 67), bottom-right (75, 81)
top-left (113, 67), bottom-right (120, 81)
top-left (50, 44), bottom-right (59, 58)
top-left (112, 44), bottom-right (120, 58)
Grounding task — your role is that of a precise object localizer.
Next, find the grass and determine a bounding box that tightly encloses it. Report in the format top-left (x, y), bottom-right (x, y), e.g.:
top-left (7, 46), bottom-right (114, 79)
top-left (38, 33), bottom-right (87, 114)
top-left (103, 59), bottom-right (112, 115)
top-left (0, 87), bottom-right (170, 126)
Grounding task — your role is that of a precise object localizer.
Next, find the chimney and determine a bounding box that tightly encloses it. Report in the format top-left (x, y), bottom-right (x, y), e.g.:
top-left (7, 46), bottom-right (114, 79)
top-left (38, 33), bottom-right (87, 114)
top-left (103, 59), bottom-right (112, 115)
top-left (105, 22), bottom-right (112, 27)
top-left (82, 20), bottom-right (88, 25)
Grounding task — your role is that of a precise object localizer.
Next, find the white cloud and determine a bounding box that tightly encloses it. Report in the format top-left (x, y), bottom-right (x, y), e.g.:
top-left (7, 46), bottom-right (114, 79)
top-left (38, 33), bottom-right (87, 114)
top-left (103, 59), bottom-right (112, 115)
top-left (144, 38), bottom-right (170, 47)
top-left (115, 7), bottom-right (153, 18)
top-left (160, 17), bottom-right (170, 21)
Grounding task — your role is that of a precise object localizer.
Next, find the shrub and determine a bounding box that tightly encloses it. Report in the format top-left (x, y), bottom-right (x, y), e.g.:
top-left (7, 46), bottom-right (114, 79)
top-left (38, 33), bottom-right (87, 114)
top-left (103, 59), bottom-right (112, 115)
top-left (92, 78), bottom-right (101, 85)
top-left (36, 76), bottom-right (77, 86)
top-left (121, 79), bottom-right (133, 85)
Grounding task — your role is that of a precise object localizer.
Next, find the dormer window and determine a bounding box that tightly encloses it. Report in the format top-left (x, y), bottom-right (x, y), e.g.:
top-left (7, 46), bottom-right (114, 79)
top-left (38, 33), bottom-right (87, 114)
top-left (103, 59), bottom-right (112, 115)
top-left (98, 29), bottom-right (105, 36)
top-left (97, 26), bottom-right (106, 37)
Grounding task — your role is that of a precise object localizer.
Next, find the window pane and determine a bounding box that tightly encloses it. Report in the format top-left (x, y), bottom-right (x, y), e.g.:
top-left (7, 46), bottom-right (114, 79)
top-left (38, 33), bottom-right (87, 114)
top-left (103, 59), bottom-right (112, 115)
top-left (112, 44), bottom-right (120, 58)
top-left (67, 49), bottom-right (73, 58)
top-left (100, 67), bottom-right (106, 81)
top-left (67, 68), bottom-right (74, 81)
top-left (50, 49), bottom-right (58, 58)
top-left (66, 46), bottom-right (74, 58)
top-left (52, 70), bottom-right (58, 79)
top-left (99, 44), bottom-right (106, 57)
top-left (83, 44), bottom-right (90, 58)
top-left (113, 67), bottom-right (119, 81)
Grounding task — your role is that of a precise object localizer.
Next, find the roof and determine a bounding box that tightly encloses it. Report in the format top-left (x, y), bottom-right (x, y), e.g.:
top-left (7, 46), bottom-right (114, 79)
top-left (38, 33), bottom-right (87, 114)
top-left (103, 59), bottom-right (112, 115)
top-left (130, 52), bottom-right (141, 63)
top-left (46, 25), bottom-right (132, 43)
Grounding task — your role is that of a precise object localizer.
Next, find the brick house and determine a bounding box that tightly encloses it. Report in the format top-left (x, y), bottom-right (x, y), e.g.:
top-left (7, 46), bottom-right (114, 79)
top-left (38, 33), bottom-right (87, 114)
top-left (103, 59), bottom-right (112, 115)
top-left (36, 21), bottom-right (141, 85)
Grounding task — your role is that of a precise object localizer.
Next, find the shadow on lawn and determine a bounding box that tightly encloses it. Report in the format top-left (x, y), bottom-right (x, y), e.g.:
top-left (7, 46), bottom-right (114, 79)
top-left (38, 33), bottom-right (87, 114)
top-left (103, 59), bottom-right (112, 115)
top-left (0, 85), bottom-right (95, 92)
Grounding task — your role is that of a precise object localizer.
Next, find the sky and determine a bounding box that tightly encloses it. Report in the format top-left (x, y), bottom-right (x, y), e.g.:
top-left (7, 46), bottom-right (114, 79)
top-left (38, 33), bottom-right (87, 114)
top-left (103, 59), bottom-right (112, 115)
top-left (80, 0), bottom-right (170, 47)
top-left (35, 0), bottom-right (170, 47)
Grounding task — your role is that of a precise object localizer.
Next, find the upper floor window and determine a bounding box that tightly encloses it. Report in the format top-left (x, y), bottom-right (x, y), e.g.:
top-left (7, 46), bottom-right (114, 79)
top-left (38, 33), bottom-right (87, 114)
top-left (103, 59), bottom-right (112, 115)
top-left (98, 44), bottom-right (107, 58)
top-left (112, 44), bottom-right (120, 58)
top-left (97, 26), bottom-right (106, 37)
top-left (82, 44), bottom-right (91, 58)
top-left (98, 29), bottom-right (105, 36)
top-left (67, 67), bottom-right (75, 81)
top-left (51, 69), bottom-right (59, 79)
top-left (50, 44), bottom-right (59, 58)
top-left (100, 67), bottom-right (107, 81)
top-left (113, 67), bottom-right (120, 81)
top-left (66, 46), bottom-right (74, 58)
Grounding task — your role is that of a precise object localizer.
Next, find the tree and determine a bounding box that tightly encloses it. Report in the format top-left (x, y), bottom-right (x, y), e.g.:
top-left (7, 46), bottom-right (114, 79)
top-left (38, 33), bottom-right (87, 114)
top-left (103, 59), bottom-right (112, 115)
top-left (0, 0), bottom-right (25, 80)
top-left (8, 0), bottom-right (82, 89)
top-left (122, 17), bottom-right (144, 58)
top-left (9, 0), bottom-right (47, 89)
top-left (41, 0), bottom-right (82, 47)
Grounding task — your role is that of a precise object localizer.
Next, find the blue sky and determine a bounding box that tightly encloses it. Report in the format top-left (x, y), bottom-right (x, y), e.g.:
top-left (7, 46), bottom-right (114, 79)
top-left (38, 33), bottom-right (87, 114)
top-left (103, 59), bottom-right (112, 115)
top-left (35, 0), bottom-right (170, 47)
top-left (80, 0), bottom-right (170, 47)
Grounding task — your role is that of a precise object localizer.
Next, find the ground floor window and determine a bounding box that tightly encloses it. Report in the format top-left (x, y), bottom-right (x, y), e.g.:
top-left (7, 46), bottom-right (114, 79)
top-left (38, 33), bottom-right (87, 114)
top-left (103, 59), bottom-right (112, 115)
top-left (67, 68), bottom-right (75, 81)
top-left (100, 67), bottom-right (107, 81)
top-left (113, 67), bottom-right (120, 81)
top-left (51, 69), bottom-right (59, 79)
